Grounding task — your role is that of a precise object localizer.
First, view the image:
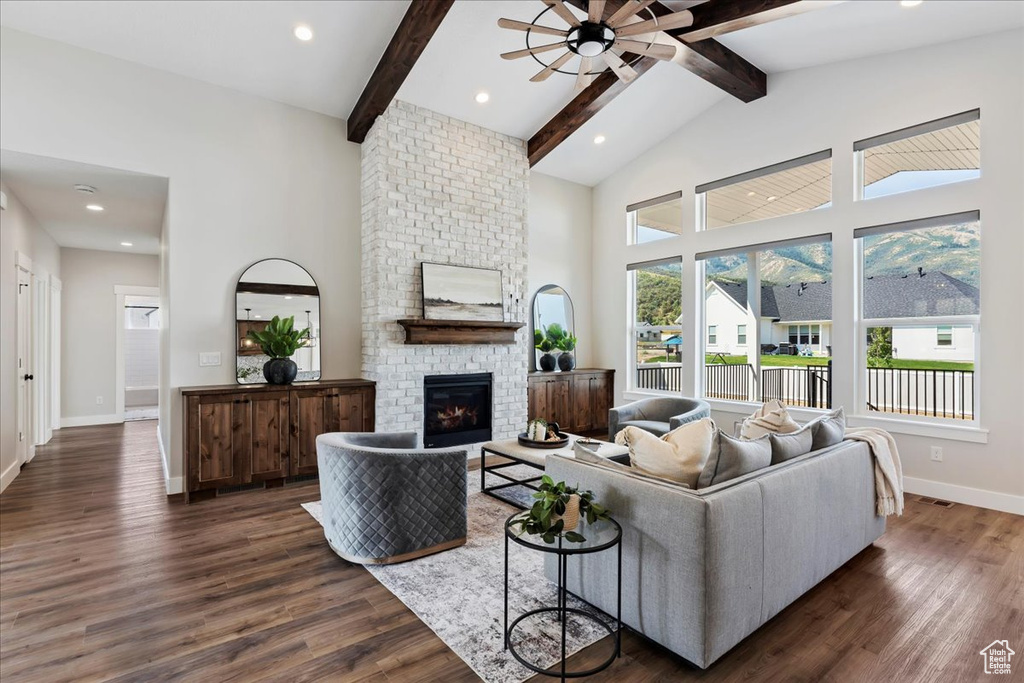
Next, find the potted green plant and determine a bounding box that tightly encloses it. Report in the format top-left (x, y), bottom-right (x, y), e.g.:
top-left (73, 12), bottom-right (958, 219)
top-left (508, 475), bottom-right (611, 544)
top-left (555, 331), bottom-right (578, 372)
top-left (535, 329), bottom-right (557, 372)
top-left (246, 315), bottom-right (310, 385)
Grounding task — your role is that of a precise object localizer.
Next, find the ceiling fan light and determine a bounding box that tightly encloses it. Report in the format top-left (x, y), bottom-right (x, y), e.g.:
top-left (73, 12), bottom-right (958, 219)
top-left (577, 40), bottom-right (605, 57)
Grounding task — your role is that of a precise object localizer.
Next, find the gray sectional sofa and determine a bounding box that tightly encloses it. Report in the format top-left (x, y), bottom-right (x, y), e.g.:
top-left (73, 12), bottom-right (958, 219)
top-left (544, 439), bottom-right (885, 669)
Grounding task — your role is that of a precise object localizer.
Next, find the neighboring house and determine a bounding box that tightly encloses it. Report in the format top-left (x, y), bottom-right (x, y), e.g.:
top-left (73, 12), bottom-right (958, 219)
top-left (636, 322), bottom-right (681, 342)
top-left (700, 272), bottom-right (978, 361)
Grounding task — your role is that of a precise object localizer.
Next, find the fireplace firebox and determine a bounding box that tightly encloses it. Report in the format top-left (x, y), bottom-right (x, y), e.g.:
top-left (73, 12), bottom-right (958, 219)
top-left (423, 373), bottom-right (493, 448)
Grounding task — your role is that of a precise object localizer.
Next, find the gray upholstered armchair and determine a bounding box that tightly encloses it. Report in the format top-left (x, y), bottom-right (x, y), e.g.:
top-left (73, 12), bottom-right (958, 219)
top-left (316, 432), bottom-right (468, 565)
top-left (608, 396), bottom-right (711, 440)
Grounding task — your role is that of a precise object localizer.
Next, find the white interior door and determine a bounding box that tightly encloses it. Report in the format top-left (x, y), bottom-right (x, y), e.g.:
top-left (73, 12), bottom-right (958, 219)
top-left (33, 270), bottom-right (51, 445)
top-left (50, 276), bottom-right (62, 432)
top-left (16, 263), bottom-right (34, 466)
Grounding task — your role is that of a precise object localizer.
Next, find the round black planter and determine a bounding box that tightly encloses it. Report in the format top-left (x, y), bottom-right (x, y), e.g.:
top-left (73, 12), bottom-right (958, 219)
top-left (263, 358), bottom-right (298, 385)
top-left (557, 353), bottom-right (576, 372)
top-left (538, 353), bottom-right (557, 372)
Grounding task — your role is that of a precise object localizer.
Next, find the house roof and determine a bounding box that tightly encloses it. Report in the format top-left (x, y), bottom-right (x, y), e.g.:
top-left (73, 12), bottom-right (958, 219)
top-left (710, 271), bottom-right (979, 321)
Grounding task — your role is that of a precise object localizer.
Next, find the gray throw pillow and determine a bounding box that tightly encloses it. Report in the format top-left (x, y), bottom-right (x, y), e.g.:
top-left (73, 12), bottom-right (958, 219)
top-left (811, 407), bottom-right (846, 450)
top-left (769, 426), bottom-right (813, 464)
top-left (698, 432), bottom-right (771, 488)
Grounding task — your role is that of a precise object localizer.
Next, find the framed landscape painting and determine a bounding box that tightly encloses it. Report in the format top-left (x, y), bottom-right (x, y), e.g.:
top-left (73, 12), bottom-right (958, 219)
top-left (421, 262), bottom-right (504, 322)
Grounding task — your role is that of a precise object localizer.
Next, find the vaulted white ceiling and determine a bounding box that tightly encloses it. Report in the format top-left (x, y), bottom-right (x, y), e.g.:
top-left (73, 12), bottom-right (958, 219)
top-left (1, 1), bottom-right (1021, 186)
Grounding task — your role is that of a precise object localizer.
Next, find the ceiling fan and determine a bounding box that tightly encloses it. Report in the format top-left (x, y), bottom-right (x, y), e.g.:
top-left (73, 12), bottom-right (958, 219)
top-left (497, 0), bottom-right (693, 91)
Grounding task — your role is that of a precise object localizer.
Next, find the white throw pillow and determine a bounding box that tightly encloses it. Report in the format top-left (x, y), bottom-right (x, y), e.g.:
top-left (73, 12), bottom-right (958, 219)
top-left (739, 399), bottom-right (800, 440)
top-left (614, 418), bottom-right (716, 488)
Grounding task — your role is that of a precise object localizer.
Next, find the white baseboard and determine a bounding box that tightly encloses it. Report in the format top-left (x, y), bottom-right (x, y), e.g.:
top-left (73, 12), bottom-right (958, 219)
top-left (0, 459), bottom-right (19, 494)
top-left (904, 476), bottom-right (1024, 516)
top-left (60, 413), bottom-right (123, 428)
top-left (157, 422), bottom-right (183, 496)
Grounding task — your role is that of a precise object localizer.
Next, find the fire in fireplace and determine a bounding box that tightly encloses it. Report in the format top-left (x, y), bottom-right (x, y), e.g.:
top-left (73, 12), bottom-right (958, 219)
top-left (423, 373), bottom-right (492, 448)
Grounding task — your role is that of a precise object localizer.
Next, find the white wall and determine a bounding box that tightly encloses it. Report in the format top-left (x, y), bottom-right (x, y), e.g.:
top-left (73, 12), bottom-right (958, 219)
top-left (60, 248), bottom-right (159, 422)
top-left (893, 324), bottom-right (974, 362)
top-left (0, 28), bottom-right (364, 491)
top-left (0, 181), bottom-right (60, 492)
top-left (528, 172), bottom-right (593, 367)
top-left (591, 30), bottom-right (1024, 511)
top-left (704, 286), bottom-right (747, 355)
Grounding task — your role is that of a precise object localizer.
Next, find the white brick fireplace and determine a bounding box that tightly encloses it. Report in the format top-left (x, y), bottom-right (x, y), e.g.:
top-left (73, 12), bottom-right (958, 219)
top-left (360, 100), bottom-right (529, 454)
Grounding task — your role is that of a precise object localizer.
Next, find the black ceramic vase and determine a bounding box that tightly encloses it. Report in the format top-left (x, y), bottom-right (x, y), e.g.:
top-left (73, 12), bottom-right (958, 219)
top-left (539, 353), bottom-right (557, 372)
top-left (557, 353), bottom-right (576, 372)
top-left (263, 358), bottom-right (298, 385)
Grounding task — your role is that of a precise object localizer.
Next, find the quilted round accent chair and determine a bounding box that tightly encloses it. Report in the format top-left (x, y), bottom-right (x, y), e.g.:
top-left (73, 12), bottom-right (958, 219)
top-left (316, 432), bottom-right (468, 565)
top-left (608, 396), bottom-right (712, 441)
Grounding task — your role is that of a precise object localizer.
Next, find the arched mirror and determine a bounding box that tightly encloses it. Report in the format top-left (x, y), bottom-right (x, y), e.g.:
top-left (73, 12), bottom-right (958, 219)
top-left (531, 284), bottom-right (575, 371)
top-left (236, 259), bottom-right (321, 384)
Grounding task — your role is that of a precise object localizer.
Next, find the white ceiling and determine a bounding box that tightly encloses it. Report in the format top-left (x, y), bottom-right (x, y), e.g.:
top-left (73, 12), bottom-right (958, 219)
top-left (0, 150), bottom-right (168, 254)
top-left (1, 1), bottom-right (1021, 186)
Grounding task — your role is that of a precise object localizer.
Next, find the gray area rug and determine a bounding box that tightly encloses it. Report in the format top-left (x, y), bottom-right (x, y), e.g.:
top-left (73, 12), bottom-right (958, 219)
top-left (301, 467), bottom-right (611, 683)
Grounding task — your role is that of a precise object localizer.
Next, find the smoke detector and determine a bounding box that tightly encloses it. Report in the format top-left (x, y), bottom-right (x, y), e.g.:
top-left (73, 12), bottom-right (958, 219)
top-left (74, 184), bottom-right (97, 195)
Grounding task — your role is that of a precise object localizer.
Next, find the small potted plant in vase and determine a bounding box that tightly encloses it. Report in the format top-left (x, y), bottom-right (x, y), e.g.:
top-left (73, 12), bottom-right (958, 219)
top-left (555, 331), bottom-right (578, 371)
top-left (246, 315), bottom-right (310, 385)
top-left (509, 475), bottom-right (611, 544)
top-left (535, 329), bottom-right (557, 372)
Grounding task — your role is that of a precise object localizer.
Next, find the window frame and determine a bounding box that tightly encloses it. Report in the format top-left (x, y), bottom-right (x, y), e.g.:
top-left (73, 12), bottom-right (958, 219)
top-left (626, 191), bottom-right (684, 245)
top-left (627, 256), bottom-right (683, 394)
top-left (854, 109), bottom-right (980, 201)
top-left (708, 325), bottom-right (717, 345)
top-left (737, 324), bottom-right (747, 346)
top-left (695, 149), bottom-right (832, 231)
top-left (854, 211), bottom-right (981, 427)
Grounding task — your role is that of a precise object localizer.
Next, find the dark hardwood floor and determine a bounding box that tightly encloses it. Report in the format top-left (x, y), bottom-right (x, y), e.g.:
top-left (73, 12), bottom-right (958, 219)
top-left (1, 421), bottom-right (1020, 681)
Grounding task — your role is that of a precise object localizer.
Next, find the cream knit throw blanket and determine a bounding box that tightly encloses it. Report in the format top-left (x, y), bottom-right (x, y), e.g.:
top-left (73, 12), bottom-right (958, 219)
top-left (844, 427), bottom-right (905, 516)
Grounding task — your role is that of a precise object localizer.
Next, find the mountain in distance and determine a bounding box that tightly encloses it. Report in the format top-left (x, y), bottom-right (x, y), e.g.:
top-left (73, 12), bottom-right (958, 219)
top-left (705, 222), bottom-right (979, 287)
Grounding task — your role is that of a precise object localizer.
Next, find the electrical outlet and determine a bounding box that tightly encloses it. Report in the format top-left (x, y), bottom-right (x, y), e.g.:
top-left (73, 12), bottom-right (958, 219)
top-left (930, 446), bottom-right (943, 462)
top-left (96, 396), bottom-right (104, 405)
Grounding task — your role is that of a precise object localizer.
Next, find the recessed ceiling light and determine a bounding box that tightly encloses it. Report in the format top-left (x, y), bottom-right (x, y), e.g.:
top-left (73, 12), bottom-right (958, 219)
top-left (593, 135), bottom-right (606, 145)
top-left (294, 25), bottom-right (313, 41)
top-left (86, 204), bottom-right (104, 211)
top-left (746, 191), bottom-right (756, 197)
top-left (254, 314), bottom-right (262, 319)
top-left (475, 91), bottom-right (490, 104)
top-left (120, 241), bottom-right (133, 247)
top-left (766, 196), bottom-right (777, 202)
top-left (900, 0), bottom-right (923, 7)
top-left (284, 296), bottom-right (293, 300)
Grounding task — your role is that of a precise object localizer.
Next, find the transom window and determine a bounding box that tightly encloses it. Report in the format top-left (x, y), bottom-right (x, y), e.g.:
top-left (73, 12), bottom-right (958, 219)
top-left (697, 150), bottom-right (832, 230)
top-left (627, 192), bottom-right (683, 245)
top-left (856, 109), bottom-right (980, 200)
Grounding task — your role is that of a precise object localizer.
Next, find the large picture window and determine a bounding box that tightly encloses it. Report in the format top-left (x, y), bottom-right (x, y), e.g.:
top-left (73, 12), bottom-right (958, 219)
top-left (697, 151), bottom-right (832, 230)
top-left (699, 234), bottom-right (834, 407)
top-left (630, 257), bottom-right (682, 391)
top-left (856, 109), bottom-right (980, 200)
top-left (856, 211), bottom-right (980, 421)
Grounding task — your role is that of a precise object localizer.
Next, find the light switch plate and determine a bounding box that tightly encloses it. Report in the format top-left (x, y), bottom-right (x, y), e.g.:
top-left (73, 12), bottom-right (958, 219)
top-left (199, 352), bottom-right (221, 367)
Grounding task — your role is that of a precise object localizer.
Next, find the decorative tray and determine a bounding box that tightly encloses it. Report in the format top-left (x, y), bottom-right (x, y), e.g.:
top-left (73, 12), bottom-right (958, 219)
top-left (517, 432), bottom-right (570, 449)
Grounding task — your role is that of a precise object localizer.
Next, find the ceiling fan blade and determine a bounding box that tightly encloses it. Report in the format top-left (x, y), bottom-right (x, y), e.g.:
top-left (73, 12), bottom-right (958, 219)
top-left (602, 51), bottom-right (638, 83)
top-left (606, 0), bottom-right (657, 28)
top-left (574, 56), bottom-right (594, 92)
top-left (501, 41), bottom-right (567, 61)
top-left (497, 18), bottom-right (568, 38)
top-left (614, 10), bottom-right (694, 38)
top-left (530, 51), bottom-right (576, 82)
top-left (543, 0), bottom-right (581, 28)
top-left (613, 39), bottom-right (677, 61)
top-left (588, 0), bottom-right (606, 23)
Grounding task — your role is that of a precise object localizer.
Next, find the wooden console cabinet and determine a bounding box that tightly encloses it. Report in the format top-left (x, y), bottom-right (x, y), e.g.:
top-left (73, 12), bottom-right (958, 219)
top-left (182, 379), bottom-right (375, 502)
top-left (527, 369), bottom-right (614, 436)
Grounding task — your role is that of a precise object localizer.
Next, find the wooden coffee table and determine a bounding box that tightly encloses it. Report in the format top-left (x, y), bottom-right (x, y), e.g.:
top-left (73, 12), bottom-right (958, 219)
top-left (480, 435), bottom-right (629, 509)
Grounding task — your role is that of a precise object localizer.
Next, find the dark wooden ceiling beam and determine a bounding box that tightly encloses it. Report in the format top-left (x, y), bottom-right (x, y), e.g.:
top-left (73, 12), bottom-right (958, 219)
top-left (346, 0), bottom-right (455, 143)
top-left (528, 57), bottom-right (658, 166)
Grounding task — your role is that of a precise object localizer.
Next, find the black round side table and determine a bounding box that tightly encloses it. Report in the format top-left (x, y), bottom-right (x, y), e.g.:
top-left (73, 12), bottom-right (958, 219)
top-left (503, 512), bottom-right (622, 681)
